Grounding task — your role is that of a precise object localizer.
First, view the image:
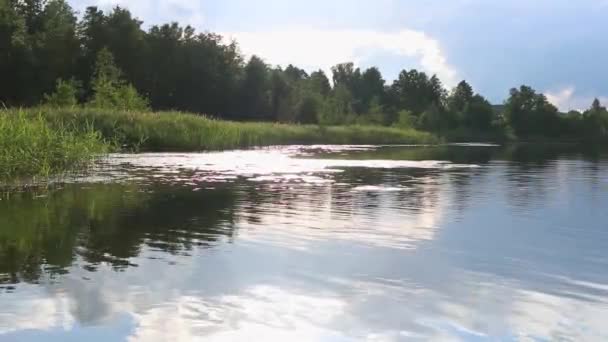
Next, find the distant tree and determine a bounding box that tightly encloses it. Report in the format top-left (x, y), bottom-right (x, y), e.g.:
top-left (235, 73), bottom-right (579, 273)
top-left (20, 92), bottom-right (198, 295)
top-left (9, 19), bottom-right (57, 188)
top-left (331, 62), bottom-right (357, 88)
top-left (395, 110), bottom-right (416, 129)
top-left (359, 67), bottom-right (386, 115)
top-left (590, 98), bottom-right (606, 113)
top-left (295, 93), bottom-right (322, 124)
top-left (308, 70), bottom-right (331, 97)
top-left (0, 0), bottom-right (600, 141)
top-left (88, 47), bottom-right (148, 110)
top-left (583, 99), bottom-right (608, 139)
top-left (36, 0), bottom-right (80, 97)
top-left (464, 95), bottom-right (495, 130)
top-left (44, 78), bottom-right (80, 107)
top-left (269, 68), bottom-right (289, 120)
top-left (238, 55), bottom-right (271, 120)
top-left (504, 85), bottom-right (560, 137)
top-left (418, 102), bottom-right (444, 132)
top-left (319, 84), bottom-right (353, 125)
top-left (448, 80), bottom-right (474, 114)
top-left (390, 69), bottom-right (446, 115)
top-left (0, 0), bottom-right (27, 105)
top-left (360, 96), bottom-right (385, 125)
top-left (104, 7), bottom-right (145, 82)
top-left (284, 64), bottom-right (308, 82)
top-left (16, 0), bottom-right (45, 34)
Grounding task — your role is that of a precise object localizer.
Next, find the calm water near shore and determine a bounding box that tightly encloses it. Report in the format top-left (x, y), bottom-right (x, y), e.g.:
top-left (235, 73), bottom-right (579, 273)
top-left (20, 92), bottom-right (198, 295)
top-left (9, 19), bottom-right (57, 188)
top-left (1, 144), bottom-right (607, 341)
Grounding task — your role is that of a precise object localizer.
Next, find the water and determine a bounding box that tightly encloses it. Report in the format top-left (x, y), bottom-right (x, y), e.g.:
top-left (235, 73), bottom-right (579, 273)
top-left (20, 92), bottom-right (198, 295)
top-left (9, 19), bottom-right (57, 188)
top-left (1, 144), bottom-right (607, 341)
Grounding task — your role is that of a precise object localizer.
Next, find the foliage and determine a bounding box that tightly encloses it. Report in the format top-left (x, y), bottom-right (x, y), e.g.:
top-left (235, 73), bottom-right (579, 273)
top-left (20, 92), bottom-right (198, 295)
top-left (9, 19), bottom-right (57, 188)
top-left (504, 86), bottom-right (561, 138)
top-left (23, 107), bottom-right (439, 152)
top-left (0, 1), bottom-right (605, 142)
top-left (318, 84), bottom-right (354, 125)
top-left (44, 78), bottom-right (80, 108)
top-left (582, 98), bottom-right (608, 139)
top-left (389, 70), bottom-right (446, 116)
top-left (0, 108), bottom-right (109, 179)
top-left (395, 110), bottom-right (416, 129)
top-left (87, 47), bottom-right (149, 111)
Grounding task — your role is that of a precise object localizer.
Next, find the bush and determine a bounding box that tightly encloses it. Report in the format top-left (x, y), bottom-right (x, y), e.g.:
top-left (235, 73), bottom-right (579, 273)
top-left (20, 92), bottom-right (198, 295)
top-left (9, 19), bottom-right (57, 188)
top-left (0, 109), bottom-right (109, 179)
top-left (87, 47), bottom-right (149, 111)
top-left (395, 110), bottom-right (416, 129)
top-left (29, 107), bottom-right (440, 152)
top-left (43, 79), bottom-right (80, 108)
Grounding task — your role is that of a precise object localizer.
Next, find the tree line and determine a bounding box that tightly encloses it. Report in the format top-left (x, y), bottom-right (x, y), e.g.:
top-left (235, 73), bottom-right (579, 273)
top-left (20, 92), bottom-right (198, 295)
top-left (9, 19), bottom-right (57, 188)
top-left (1, 0), bottom-right (607, 140)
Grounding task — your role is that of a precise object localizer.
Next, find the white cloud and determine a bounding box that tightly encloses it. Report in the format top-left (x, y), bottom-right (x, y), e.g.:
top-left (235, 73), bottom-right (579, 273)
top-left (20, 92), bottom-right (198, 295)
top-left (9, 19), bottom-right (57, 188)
top-left (224, 29), bottom-right (459, 87)
top-left (127, 285), bottom-right (351, 342)
top-left (91, 0), bottom-right (205, 27)
top-left (546, 86), bottom-right (608, 112)
top-left (545, 86), bottom-right (576, 111)
top-left (0, 289), bottom-right (74, 335)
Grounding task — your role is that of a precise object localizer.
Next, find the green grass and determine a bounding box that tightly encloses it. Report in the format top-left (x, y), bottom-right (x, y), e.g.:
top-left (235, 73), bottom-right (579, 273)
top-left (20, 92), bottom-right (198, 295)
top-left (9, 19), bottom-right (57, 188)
top-left (0, 107), bottom-right (438, 179)
top-left (0, 110), bottom-right (109, 180)
top-left (26, 107), bottom-right (440, 151)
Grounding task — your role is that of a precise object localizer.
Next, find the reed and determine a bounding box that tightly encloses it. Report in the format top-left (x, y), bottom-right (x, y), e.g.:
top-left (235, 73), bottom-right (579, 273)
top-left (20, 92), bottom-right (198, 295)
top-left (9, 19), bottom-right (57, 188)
top-left (32, 107), bottom-right (439, 151)
top-left (0, 106), bottom-right (438, 179)
top-left (0, 109), bottom-right (109, 179)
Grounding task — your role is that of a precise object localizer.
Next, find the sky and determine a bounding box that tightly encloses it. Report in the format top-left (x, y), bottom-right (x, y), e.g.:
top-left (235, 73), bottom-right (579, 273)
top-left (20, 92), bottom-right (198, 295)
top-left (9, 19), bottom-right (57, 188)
top-left (69, 0), bottom-right (608, 110)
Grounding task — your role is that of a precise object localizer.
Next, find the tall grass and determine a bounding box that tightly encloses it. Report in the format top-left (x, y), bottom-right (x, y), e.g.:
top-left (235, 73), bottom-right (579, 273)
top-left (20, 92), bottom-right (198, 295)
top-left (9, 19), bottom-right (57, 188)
top-left (31, 107), bottom-right (439, 151)
top-left (0, 110), bottom-right (109, 179)
top-left (0, 107), bottom-right (438, 179)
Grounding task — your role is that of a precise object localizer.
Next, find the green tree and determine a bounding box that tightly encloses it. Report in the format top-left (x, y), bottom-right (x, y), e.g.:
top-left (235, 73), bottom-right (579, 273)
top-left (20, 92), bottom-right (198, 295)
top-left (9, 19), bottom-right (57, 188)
top-left (583, 99), bottom-right (608, 139)
top-left (464, 95), bottom-right (495, 130)
top-left (319, 84), bottom-right (353, 125)
top-left (590, 98), bottom-right (606, 113)
top-left (358, 67), bottom-right (386, 116)
top-left (331, 62), bottom-right (358, 89)
top-left (88, 47), bottom-right (148, 110)
top-left (295, 93), bottom-right (322, 124)
top-left (360, 96), bottom-right (385, 125)
top-left (395, 110), bottom-right (416, 129)
top-left (44, 78), bottom-right (79, 107)
top-left (504, 85), bottom-right (560, 138)
top-left (238, 55), bottom-right (271, 120)
top-left (418, 102), bottom-right (443, 132)
top-left (77, 6), bottom-right (108, 91)
top-left (390, 69), bottom-right (446, 115)
top-left (37, 0), bottom-right (80, 94)
top-left (308, 70), bottom-right (331, 97)
top-left (448, 80), bottom-right (474, 114)
top-left (0, 0), bottom-right (27, 105)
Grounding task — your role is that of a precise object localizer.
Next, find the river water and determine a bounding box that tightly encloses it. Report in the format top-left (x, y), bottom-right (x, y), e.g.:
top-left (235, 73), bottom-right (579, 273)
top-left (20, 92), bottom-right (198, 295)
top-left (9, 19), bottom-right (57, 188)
top-left (1, 144), bottom-right (607, 341)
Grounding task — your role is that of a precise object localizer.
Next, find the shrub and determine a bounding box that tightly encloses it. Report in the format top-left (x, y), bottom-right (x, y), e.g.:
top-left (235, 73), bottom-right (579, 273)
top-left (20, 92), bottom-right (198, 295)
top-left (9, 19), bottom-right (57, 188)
top-left (0, 109), bottom-right (109, 179)
top-left (43, 79), bottom-right (80, 108)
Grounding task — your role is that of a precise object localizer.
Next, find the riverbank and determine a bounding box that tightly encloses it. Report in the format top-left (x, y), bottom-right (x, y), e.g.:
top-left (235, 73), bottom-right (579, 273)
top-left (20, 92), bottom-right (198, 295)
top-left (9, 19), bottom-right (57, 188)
top-left (36, 107), bottom-right (439, 150)
top-left (0, 110), bottom-right (109, 179)
top-left (0, 107), bottom-right (439, 178)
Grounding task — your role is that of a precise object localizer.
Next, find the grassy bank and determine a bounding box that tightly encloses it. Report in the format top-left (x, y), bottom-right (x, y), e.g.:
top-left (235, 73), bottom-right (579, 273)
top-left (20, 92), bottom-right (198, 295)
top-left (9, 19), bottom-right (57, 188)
top-left (0, 111), bottom-right (109, 179)
top-left (0, 107), bottom-right (438, 179)
top-left (23, 107), bottom-right (439, 151)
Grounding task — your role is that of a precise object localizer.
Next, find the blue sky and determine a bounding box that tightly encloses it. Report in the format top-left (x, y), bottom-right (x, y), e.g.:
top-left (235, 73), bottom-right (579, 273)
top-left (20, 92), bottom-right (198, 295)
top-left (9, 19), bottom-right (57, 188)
top-left (71, 0), bottom-right (608, 109)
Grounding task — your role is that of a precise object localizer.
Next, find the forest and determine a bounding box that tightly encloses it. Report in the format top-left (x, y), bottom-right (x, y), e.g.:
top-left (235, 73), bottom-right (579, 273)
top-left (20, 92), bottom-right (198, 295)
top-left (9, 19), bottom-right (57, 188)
top-left (1, 0), bottom-right (608, 141)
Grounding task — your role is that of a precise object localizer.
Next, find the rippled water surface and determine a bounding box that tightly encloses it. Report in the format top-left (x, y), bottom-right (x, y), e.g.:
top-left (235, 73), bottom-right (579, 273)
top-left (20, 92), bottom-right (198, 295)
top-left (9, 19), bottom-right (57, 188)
top-left (1, 144), bottom-right (608, 341)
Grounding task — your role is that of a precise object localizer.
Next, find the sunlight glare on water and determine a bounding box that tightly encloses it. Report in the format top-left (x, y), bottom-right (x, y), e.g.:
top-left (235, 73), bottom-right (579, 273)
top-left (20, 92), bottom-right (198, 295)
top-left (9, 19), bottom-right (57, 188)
top-left (1, 144), bottom-right (607, 341)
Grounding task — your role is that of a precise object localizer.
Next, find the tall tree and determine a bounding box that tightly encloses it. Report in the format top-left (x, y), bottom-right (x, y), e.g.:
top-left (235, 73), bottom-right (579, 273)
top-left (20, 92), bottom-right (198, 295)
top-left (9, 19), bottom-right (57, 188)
top-left (36, 0), bottom-right (79, 96)
top-left (504, 85), bottom-right (560, 137)
top-left (390, 69), bottom-right (446, 116)
top-left (0, 0), bottom-right (27, 105)
top-left (238, 55), bottom-right (271, 120)
top-left (448, 80), bottom-right (474, 114)
top-left (359, 67), bottom-right (385, 114)
top-left (308, 70), bottom-right (331, 97)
